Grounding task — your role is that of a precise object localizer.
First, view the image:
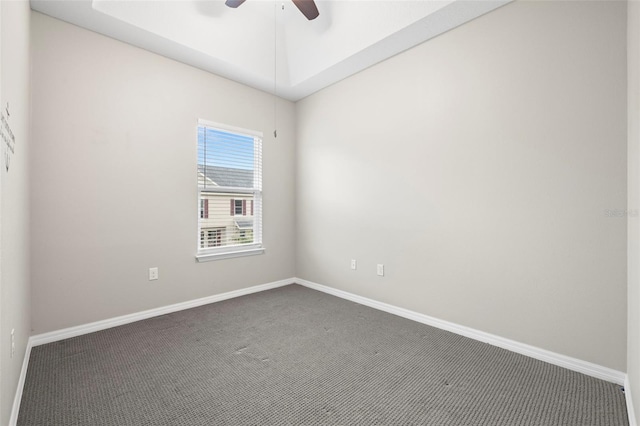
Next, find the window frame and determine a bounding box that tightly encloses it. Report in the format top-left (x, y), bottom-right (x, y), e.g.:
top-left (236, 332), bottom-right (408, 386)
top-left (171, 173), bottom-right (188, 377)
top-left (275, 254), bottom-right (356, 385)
top-left (196, 119), bottom-right (264, 262)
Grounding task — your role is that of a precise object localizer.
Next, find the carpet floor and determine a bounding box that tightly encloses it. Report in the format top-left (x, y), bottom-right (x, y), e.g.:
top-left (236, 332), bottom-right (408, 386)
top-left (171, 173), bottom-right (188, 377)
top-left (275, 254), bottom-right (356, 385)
top-left (18, 284), bottom-right (628, 425)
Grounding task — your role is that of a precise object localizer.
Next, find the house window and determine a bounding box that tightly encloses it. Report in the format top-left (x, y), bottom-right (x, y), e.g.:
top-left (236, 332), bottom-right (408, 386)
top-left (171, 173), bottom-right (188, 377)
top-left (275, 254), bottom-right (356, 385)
top-left (233, 199), bottom-right (243, 216)
top-left (200, 199), bottom-right (209, 219)
top-left (197, 120), bottom-right (263, 261)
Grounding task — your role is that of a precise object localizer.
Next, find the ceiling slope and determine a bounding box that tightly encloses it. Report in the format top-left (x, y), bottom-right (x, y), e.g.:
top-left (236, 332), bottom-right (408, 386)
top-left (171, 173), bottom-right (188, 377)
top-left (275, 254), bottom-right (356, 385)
top-left (30, 0), bottom-right (511, 101)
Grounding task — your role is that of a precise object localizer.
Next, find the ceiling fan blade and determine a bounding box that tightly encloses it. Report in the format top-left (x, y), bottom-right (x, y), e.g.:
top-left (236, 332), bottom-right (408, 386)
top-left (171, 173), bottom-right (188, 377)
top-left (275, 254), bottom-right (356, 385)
top-left (225, 0), bottom-right (246, 8)
top-left (291, 0), bottom-right (319, 20)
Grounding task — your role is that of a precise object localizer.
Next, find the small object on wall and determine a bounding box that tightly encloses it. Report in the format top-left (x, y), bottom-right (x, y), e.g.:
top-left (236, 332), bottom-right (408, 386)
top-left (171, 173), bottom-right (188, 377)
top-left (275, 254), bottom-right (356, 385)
top-left (1, 102), bottom-right (16, 172)
top-left (10, 328), bottom-right (15, 358)
top-left (149, 267), bottom-right (159, 281)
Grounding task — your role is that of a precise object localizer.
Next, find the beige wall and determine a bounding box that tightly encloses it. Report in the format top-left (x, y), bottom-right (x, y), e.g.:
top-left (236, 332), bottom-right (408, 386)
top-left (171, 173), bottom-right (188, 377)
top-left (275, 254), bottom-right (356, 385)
top-left (296, 0), bottom-right (627, 371)
top-left (30, 12), bottom-right (296, 334)
top-left (0, 1), bottom-right (30, 424)
top-left (628, 0), bottom-right (640, 419)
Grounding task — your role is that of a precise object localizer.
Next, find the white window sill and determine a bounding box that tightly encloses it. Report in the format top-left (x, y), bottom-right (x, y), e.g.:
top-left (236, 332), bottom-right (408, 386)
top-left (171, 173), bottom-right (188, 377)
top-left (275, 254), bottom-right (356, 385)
top-left (196, 247), bottom-right (265, 262)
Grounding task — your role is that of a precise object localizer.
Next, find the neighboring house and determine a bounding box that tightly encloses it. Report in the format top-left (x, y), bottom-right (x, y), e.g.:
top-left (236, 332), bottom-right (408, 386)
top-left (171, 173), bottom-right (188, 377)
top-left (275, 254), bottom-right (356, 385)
top-left (198, 165), bottom-right (255, 248)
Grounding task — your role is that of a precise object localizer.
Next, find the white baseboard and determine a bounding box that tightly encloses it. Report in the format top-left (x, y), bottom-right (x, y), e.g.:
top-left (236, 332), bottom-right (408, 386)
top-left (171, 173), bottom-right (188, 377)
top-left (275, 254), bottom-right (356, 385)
top-left (11, 276), bottom-right (633, 425)
top-left (30, 278), bottom-right (294, 347)
top-left (297, 278), bottom-right (638, 425)
top-left (627, 375), bottom-right (638, 426)
top-left (295, 277), bottom-right (626, 385)
top-left (9, 339), bottom-right (33, 426)
top-left (10, 277), bottom-right (295, 426)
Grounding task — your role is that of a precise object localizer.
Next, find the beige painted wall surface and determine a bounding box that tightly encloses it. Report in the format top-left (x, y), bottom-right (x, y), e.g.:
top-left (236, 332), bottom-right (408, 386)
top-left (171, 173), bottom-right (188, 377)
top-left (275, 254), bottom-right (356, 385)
top-left (296, 0), bottom-right (627, 371)
top-left (30, 12), bottom-right (296, 334)
top-left (0, 1), bottom-right (30, 424)
top-left (628, 0), bottom-right (640, 419)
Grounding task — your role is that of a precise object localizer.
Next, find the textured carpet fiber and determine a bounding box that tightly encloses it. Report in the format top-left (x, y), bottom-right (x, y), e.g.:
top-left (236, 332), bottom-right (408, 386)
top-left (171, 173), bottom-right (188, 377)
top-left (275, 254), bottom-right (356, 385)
top-left (19, 284), bottom-right (628, 425)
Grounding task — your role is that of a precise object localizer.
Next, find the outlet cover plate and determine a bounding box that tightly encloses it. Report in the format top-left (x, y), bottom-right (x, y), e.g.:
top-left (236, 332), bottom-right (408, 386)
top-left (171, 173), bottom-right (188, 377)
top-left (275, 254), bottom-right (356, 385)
top-left (149, 267), bottom-right (159, 281)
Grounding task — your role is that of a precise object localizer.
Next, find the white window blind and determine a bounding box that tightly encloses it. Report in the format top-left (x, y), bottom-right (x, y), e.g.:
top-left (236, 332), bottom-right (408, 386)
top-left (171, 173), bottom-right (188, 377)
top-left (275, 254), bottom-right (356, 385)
top-left (197, 120), bottom-right (263, 260)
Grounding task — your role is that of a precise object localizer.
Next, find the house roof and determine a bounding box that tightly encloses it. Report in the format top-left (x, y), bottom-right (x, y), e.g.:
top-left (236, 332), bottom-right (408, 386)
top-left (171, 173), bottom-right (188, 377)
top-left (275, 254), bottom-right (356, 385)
top-left (235, 220), bottom-right (253, 230)
top-left (198, 165), bottom-right (254, 188)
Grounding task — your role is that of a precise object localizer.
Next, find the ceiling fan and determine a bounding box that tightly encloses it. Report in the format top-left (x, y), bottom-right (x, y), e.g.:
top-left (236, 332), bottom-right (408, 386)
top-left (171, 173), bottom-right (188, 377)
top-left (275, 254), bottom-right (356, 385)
top-left (225, 0), bottom-right (320, 21)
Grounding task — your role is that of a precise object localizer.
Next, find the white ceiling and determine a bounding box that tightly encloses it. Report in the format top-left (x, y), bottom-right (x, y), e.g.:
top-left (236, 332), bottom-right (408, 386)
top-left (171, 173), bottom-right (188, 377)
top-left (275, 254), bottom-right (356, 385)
top-left (30, 0), bottom-right (511, 101)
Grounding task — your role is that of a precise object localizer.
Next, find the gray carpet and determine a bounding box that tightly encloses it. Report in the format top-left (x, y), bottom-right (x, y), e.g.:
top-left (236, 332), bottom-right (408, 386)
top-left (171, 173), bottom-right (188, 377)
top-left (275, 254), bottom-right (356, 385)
top-left (18, 284), bottom-right (628, 425)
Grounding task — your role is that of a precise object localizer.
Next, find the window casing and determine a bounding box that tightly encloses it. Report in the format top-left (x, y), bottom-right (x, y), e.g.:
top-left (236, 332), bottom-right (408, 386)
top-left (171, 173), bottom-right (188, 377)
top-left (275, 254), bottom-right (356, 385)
top-left (197, 120), bottom-right (263, 261)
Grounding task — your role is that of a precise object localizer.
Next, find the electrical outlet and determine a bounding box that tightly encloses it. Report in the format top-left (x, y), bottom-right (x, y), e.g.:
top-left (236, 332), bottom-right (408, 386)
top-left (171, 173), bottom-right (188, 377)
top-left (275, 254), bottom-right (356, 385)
top-left (377, 264), bottom-right (384, 276)
top-left (351, 259), bottom-right (357, 270)
top-left (10, 329), bottom-right (15, 358)
top-left (149, 267), bottom-right (159, 281)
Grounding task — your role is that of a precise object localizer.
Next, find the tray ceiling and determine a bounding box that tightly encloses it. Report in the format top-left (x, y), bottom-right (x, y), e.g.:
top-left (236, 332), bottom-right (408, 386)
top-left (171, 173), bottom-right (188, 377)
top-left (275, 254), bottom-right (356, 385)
top-left (30, 0), bottom-right (511, 101)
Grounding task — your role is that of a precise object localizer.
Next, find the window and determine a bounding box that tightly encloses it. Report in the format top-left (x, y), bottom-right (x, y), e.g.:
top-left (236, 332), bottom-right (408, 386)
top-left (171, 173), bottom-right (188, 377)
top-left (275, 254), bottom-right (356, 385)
top-left (233, 199), bottom-right (243, 216)
top-left (230, 199), bottom-right (253, 216)
top-left (197, 120), bottom-right (263, 261)
top-left (199, 199), bottom-right (209, 219)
